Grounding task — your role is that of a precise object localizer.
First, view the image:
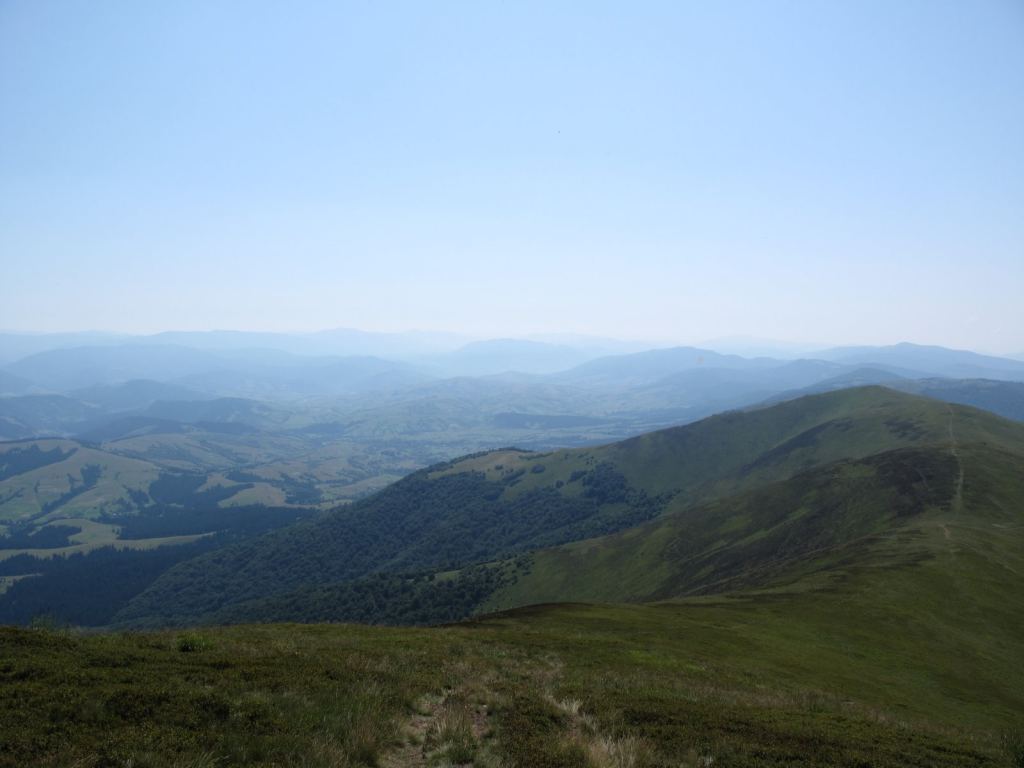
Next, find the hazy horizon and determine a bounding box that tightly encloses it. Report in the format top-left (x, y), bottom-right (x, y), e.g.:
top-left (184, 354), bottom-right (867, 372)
top-left (1, 325), bottom-right (1021, 359)
top-left (3, 2), bottom-right (1022, 351)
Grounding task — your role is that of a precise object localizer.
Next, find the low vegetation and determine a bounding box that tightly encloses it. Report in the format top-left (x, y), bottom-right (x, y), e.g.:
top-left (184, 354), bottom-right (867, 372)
top-left (2, 600), bottom-right (1019, 767)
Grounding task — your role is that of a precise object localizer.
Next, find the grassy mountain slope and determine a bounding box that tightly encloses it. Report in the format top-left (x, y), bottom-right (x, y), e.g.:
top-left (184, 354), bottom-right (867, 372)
top-left (0, 439), bottom-right (160, 524)
top-left (168, 415), bottom-right (1024, 757)
top-left (3, 594), bottom-right (1022, 767)
top-left (0, 437), bottom-right (301, 526)
top-left (485, 444), bottom-right (961, 608)
top-left (115, 386), bottom-right (1024, 627)
top-left (600, 385), bottom-right (1023, 498)
top-left (484, 436), bottom-right (1022, 606)
top-left (4, 385), bottom-right (1024, 766)
top-left (0, 425), bottom-right (420, 525)
top-left (475, 400), bottom-right (1024, 738)
top-left (206, 443), bottom-right (964, 626)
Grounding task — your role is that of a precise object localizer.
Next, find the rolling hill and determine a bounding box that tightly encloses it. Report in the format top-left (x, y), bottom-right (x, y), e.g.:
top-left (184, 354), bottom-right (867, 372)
top-left (483, 439), bottom-right (1018, 607)
top-left (4, 344), bottom-right (230, 390)
top-left (0, 434), bottom-right (326, 528)
top-left (431, 338), bottom-right (599, 376)
top-left (0, 438), bottom-right (160, 524)
top-left (890, 377), bottom-right (1024, 422)
top-left (766, 374), bottom-right (1024, 423)
top-left (817, 342), bottom-right (1024, 381)
top-left (70, 379), bottom-right (212, 411)
top-left (555, 345), bottom-right (778, 387)
top-left (114, 386), bottom-right (1024, 628)
top-left (2, 343), bottom-right (432, 398)
top-left (4, 384), bottom-right (1024, 767)
top-left (0, 370), bottom-right (42, 396)
top-left (0, 395), bottom-right (104, 440)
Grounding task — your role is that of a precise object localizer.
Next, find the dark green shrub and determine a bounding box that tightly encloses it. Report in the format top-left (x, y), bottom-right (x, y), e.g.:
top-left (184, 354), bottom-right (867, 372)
top-left (1002, 730), bottom-right (1024, 768)
top-left (176, 632), bottom-right (210, 653)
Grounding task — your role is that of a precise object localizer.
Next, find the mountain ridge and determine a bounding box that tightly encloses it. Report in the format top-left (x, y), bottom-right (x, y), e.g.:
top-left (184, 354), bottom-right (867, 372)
top-left (113, 386), bottom-right (1024, 627)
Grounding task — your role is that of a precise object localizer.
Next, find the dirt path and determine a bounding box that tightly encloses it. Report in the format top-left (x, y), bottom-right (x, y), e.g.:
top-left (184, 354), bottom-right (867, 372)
top-left (947, 405), bottom-right (964, 516)
top-left (380, 704), bottom-right (437, 768)
top-left (380, 687), bottom-right (494, 767)
top-left (381, 657), bottom-right (652, 767)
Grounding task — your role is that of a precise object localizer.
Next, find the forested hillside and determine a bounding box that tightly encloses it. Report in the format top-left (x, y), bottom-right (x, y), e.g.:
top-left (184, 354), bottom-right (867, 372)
top-left (116, 386), bottom-right (1024, 627)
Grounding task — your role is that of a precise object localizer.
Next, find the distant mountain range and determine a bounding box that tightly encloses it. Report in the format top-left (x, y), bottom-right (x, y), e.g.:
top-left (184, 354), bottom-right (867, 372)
top-left (2, 341), bottom-right (1023, 485)
top-left (6, 331), bottom-right (1023, 383)
top-left (3, 336), bottom-right (1024, 551)
top-left (0, 329), bottom-right (470, 364)
top-left (814, 341), bottom-right (1024, 380)
top-left (4, 337), bottom-right (1024, 399)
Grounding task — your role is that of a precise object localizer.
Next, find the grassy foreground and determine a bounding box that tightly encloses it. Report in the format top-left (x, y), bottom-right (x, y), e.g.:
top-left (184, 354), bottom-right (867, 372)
top-left (3, 601), bottom-right (1021, 768)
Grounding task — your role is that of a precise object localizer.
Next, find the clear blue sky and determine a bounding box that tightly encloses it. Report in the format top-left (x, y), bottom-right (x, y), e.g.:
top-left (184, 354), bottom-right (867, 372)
top-left (2, 1), bottom-right (1022, 352)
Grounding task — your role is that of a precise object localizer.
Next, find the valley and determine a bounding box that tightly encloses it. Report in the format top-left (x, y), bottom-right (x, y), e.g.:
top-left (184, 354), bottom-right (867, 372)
top-left (2, 338), bottom-right (1023, 766)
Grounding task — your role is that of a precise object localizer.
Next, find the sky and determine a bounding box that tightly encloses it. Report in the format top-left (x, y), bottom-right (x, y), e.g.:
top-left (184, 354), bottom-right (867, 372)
top-left (1, 1), bottom-right (1022, 353)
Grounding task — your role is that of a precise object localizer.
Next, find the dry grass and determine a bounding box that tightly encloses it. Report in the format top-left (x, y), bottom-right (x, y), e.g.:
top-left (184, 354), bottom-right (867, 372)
top-left (581, 734), bottom-right (652, 768)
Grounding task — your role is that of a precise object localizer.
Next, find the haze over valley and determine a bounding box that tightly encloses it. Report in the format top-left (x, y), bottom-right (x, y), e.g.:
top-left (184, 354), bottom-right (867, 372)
top-left (3, 1), bottom-right (1023, 766)
top-left (4, 331), bottom-right (1024, 524)
top-left (3, 330), bottom-right (1024, 767)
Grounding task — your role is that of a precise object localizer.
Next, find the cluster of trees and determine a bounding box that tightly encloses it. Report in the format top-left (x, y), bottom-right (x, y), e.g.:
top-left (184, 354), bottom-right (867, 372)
top-left (147, 472), bottom-right (252, 507)
top-left (0, 524), bottom-right (79, 549)
top-left (207, 562), bottom-right (520, 627)
top-left (226, 469), bottom-right (322, 505)
top-left (0, 540), bottom-right (221, 626)
top-left (3, 455), bottom-right (673, 629)
top-left (117, 461), bottom-right (671, 627)
top-left (1, 504), bottom-right (320, 627)
top-left (100, 504), bottom-right (316, 539)
top-left (0, 444), bottom-right (73, 482)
